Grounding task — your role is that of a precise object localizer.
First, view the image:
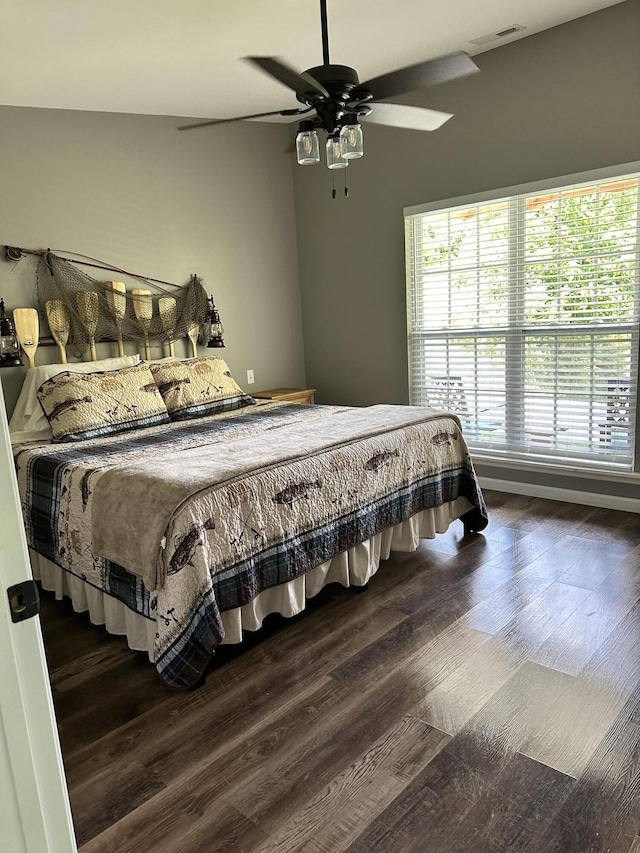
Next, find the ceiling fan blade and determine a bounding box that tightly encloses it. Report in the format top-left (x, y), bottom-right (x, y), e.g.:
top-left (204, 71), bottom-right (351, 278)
top-left (364, 103), bottom-right (453, 132)
top-left (245, 56), bottom-right (329, 98)
top-left (359, 51), bottom-right (479, 101)
top-left (177, 108), bottom-right (308, 131)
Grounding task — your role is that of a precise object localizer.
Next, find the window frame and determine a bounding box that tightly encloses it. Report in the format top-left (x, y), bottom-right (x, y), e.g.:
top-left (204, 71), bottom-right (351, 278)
top-left (404, 161), bottom-right (640, 476)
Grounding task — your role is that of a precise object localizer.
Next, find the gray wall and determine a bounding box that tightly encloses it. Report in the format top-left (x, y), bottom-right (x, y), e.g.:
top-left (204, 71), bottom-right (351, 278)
top-left (292, 0), bottom-right (640, 500)
top-left (0, 107), bottom-right (306, 416)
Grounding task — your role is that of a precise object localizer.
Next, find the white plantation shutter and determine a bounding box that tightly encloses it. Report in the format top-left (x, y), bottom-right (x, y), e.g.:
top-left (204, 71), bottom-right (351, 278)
top-left (405, 171), bottom-right (640, 470)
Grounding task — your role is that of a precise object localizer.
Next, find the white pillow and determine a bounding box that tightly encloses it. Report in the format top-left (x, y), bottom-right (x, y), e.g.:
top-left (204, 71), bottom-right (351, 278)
top-left (9, 355), bottom-right (141, 444)
top-left (143, 356), bottom-right (180, 365)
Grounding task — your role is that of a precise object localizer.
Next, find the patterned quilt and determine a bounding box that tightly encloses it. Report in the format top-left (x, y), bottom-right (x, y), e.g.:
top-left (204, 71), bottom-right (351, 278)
top-left (14, 402), bottom-right (487, 688)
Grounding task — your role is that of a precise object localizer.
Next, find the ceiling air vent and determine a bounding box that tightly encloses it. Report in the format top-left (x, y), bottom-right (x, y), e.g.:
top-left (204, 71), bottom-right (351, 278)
top-left (470, 24), bottom-right (526, 46)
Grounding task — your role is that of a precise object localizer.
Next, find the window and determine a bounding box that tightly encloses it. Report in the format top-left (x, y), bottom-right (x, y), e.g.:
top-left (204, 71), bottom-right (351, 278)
top-left (405, 167), bottom-right (640, 471)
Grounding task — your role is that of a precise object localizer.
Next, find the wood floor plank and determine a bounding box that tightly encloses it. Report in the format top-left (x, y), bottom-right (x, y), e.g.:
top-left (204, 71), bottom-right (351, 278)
top-left (532, 682), bottom-right (640, 853)
top-left (582, 598), bottom-right (640, 693)
top-left (76, 674), bottom-right (346, 851)
top-left (330, 588), bottom-right (495, 687)
top-left (63, 587), bottom-right (407, 782)
top-left (345, 735), bottom-right (574, 853)
top-left (487, 495), bottom-right (584, 537)
top-left (529, 563), bottom-right (640, 675)
top-left (53, 653), bottom-right (173, 754)
top-left (459, 573), bottom-right (557, 634)
top-left (392, 548), bottom-right (513, 617)
top-left (40, 598), bottom-right (118, 670)
top-left (255, 716), bottom-right (450, 853)
top-left (483, 493), bottom-right (545, 529)
top-left (573, 506), bottom-right (640, 548)
top-left (225, 663), bottom-right (458, 842)
top-left (519, 532), bottom-right (632, 589)
top-left (49, 634), bottom-right (139, 693)
top-left (480, 489), bottom-right (515, 510)
top-left (419, 582), bottom-right (591, 735)
top-left (63, 599), bottom-right (406, 812)
top-left (156, 808), bottom-right (268, 853)
top-left (79, 663), bottom-right (438, 853)
top-left (454, 661), bottom-right (591, 778)
top-left (415, 632), bottom-right (517, 735)
top-left (496, 580), bottom-right (593, 659)
top-left (330, 549), bottom-right (558, 689)
top-left (80, 799), bottom-right (267, 853)
top-left (520, 677), bottom-right (625, 778)
top-left (457, 625), bottom-right (640, 782)
top-left (339, 618), bottom-right (494, 704)
top-left (520, 605), bottom-right (640, 777)
top-left (407, 754), bottom-right (575, 853)
top-left (72, 760), bottom-right (167, 847)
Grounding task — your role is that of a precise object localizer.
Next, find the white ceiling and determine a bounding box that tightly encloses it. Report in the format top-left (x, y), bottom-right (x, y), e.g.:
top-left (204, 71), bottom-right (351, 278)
top-left (0, 0), bottom-right (626, 120)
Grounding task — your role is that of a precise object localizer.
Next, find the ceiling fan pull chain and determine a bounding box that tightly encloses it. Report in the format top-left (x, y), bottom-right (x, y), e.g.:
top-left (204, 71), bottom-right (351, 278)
top-left (332, 170), bottom-right (336, 199)
top-left (344, 171), bottom-right (349, 197)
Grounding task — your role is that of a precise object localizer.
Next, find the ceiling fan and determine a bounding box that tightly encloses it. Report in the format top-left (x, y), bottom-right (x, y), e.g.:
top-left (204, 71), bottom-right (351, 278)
top-left (178, 0), bottom-right (479, 171)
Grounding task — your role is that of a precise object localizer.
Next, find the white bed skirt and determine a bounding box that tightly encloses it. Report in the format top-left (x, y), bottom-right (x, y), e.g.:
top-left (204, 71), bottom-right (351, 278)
top-left (30, 496), bottom-right (472, 663)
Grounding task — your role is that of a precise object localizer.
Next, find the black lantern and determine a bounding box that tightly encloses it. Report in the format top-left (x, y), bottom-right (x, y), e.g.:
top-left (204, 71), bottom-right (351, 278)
top-left (205, 294), bottom-right (225, 348)
top-left (0, 299), bottom-right (22, 367)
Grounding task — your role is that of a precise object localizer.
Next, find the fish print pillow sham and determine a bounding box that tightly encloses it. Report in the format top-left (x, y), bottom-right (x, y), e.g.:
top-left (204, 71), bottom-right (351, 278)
top-left (149, 356), bottom-right (255, 421)
top-left (37, 362), bottom-right (170, 442)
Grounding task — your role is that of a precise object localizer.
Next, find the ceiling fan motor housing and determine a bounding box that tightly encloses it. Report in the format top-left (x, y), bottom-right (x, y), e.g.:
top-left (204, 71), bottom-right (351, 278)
top-left (299, 64), bottom-right (372, 131)
top-left (299, 65), bottom-right (360, 101)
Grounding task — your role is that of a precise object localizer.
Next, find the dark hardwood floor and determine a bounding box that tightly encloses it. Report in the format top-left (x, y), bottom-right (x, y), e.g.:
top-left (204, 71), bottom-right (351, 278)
top-left (40, 490), bottom-right (640, 852)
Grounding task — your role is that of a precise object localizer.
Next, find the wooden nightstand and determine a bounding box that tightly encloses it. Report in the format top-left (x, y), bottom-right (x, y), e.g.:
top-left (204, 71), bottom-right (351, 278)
top-left (253, 387), bottom-right (316, 405)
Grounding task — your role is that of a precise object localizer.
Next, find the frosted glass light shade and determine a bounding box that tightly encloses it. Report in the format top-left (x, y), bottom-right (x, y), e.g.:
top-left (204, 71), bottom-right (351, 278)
top-left (296, 130), bottom-right (320, 165)
top-left (340, 123), bottom-right (364, 159)
top-left (326, 135), bottom-right (348, 170)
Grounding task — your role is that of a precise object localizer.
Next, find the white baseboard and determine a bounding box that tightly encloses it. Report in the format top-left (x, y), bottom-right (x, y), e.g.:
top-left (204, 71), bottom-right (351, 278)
top-left (478, 476), bottom-right (640, 514)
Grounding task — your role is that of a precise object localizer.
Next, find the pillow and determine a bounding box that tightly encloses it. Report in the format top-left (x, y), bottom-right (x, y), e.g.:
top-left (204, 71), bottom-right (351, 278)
top-left (9, 355), bottom-right (141, 444)
top-left (150, 356), bottom-right (255, 421)
top-left (144, 356), bottom-right (180, 365)
top-left (37, 362), bottom-right (170, 442)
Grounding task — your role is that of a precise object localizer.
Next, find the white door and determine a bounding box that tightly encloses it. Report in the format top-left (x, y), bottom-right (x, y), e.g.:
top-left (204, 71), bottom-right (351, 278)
top-left (0, 376), bottom-right (76, 853)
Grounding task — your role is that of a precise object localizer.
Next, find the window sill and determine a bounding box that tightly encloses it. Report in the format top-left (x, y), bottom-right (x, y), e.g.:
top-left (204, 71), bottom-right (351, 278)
top-left (471, 451), bottom-right (640, 484)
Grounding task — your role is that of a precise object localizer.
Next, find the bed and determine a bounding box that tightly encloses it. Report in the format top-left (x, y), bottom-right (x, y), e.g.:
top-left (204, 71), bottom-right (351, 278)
top-left (11, 355), bottom-right (487, 689)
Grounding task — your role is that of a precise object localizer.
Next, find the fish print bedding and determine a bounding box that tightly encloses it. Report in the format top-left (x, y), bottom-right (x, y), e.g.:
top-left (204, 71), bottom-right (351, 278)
top-left (14, 401), bottom-right (487, 688)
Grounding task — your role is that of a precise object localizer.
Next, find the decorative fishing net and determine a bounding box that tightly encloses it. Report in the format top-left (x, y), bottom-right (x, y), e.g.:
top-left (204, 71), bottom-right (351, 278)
top-left (35, 252), bottom-right (209, 359)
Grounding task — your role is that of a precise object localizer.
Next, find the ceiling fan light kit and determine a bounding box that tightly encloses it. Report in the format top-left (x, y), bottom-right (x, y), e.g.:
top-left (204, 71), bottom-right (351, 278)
top-left (296, 120), bottom-right (321, 164)
top-left (340, 117), bottom-right (364, 160)
top-left (179, 0), bottom-right (479, 190)
top-left (325, 133), bottom-right (348, 169)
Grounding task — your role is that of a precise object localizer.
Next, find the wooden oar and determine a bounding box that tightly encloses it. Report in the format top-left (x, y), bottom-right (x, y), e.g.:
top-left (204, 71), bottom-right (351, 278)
top-left (187, 323), bottom-right (199, 358)
top-left (13, 308), bottom-right (39, 369)
top-left (105, 281), bottom-right (127, 357)
top-left (75, 291), bottom-right (99, 360)
top-left (45, 300), bottom-right (70, 364)
top-left (132, 289), bottom-right (153, 360)
top-left (159, 297), bottom-right (177, 357)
